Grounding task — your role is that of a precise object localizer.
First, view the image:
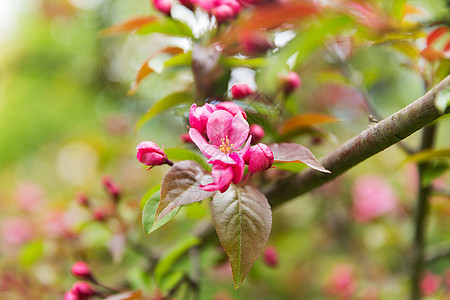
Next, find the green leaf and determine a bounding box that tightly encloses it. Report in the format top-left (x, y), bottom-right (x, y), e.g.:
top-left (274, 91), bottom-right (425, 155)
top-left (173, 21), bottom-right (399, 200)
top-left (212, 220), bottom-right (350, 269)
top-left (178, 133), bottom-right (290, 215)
top-left (271, 143), bottom-right (330, 173)
top-left (392, 0), bottom-right (407, 20)
top-left (402, 148), bottom-right (450, 165)
top-left (221, 56), bottom-right (265, 68)
top-left (211, 185), bottom-right (272, 288)
top-left (435, 86), bottom-right (450, 113)
top-left (154, 236), bottom-right (200, 286)
top-left (164, 148), bottom-right (210, 171)
top-left (164, 52), bottom-right (192, 68)
top-left (135, 91), bottom-right (193, 131)
top-left (273, 161), bottom-right (307, 172)
top-left (142, 190), bottom-right (180, 235)
top-left (160, 271), bottom-right (185, 292)
top-left (138, 18), bottom-right (193, 37)
top-left (422, 161), bottom-right (449, 186)
top-left (140, 184), bottom-right (161, 210)
top-left (155, 161), bottom-right (214, 221)
top-left (19, 240), bottom-right (43, 267)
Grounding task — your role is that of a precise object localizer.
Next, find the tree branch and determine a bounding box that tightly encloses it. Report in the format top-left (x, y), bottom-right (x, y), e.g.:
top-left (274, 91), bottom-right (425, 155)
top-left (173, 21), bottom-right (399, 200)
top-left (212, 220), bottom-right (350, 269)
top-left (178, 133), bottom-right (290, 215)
top-left (265, 75), bottom-right (450, 207)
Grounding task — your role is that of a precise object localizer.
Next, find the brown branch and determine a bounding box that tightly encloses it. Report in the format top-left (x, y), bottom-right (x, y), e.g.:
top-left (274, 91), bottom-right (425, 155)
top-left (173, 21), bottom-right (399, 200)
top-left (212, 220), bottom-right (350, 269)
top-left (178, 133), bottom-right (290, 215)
top-left (265, 75), bottom-right (450, 207)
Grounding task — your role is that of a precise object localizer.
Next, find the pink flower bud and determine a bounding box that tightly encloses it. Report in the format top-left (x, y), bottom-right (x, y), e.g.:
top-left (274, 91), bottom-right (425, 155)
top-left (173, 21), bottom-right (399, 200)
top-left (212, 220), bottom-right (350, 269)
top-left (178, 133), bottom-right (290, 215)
top-left (215, 101), bottom-right (247, 119)
top-left (180, 132), bottom-right (193, 143)
top-left (102, 176), bottom-right (120, 198)
top-left (263, 246), bottom-right (278, 268)
top-left (281, 71), bottom-right (301, 94)
top-left (244, 143), bottom-right (274, 173)
top-left (71, 261), bottom-right (92, 279)
top-left (325, 264), bottom-right (356, 298)
top-left (189, 103), bottom-right (216, 134)
top-left (93, 208), bottom-right (107, 222)
top-left (212, 5), bottom-right (235, 23)
top-left (241, 32), bottom-right (273, 55)
top-left (230, 83), bottom-right (253, 99)
top-left (64, 291), bottom-right (78, 300)
top-left (136, 141), bottom-right (171, 167)
top-left (71, 281), bottom-right (96, 299)
top-left (76, 193), bottom-right (89, 206)
top-left (249, 124), bottom-right (264, 143)
top-left (178, 0), bottom-right (194, 10)
top-left (220, 0), bottom-right (241, 14)
top-left (420, 272), bottom-right (440, 296)
top-left (152, 0), bottom-right (172, 15)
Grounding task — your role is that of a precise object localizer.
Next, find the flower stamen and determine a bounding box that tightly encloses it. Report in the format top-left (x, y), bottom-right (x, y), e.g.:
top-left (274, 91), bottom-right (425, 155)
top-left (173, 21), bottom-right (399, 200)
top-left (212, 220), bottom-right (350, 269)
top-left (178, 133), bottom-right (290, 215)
top-left (219, 136), bottom-right (234, 154)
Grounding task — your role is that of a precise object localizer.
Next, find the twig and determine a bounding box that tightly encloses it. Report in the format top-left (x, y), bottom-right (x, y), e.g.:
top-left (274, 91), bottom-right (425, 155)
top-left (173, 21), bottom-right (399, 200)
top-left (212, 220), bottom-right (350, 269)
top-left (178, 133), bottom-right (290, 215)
top-left (264, 75), bottom-right (450, 207)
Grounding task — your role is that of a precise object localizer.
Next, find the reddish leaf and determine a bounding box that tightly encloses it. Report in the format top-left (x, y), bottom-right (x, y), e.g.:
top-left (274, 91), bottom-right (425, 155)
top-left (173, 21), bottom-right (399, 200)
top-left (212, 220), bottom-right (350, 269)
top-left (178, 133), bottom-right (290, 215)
top-left (101, 16), bottom-right (158, 36)
top-left (427, 27), bottom-right (448, 47)
top-left (279, 113), bottom-right (339, 135)
top-left (271, 143), bottom-right (330, 173)
top-left (128, 47), bottom-right (184, 95)
top-left (155, 161), bottom-right (214, 222)
top-left (211, 185), bottom-right (271, 289)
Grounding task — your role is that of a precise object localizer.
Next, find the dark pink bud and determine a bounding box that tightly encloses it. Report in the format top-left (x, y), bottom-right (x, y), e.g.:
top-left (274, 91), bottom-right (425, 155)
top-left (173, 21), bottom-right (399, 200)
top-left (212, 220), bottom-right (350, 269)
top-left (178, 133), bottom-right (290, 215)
top-left (180, 132), bottom-right (193, 143)
top-left (281, 71), bottom-right (301, 94)
top-left (152, 0), bottom-right (172, 15)
top-left (420, 272), bottom-right (440, 296)
top-left (178, 0), bottom-right (194, 10)
top-left (212, 5), bottom-right (235, 23)
top-left (249, 124), bottom-right (264, 143)
top-left (76, 193), bottom-right (89, 206)
top-left (215, 101), bottom-right (247, 119)
top-left (102, 176), bottom-right (120, 198)
top-left (64, 291), bottom-right (78, 300)
top-left (220, 0), bottom-right (241, 14)
top-left (244, 143), bottom-right (274, 173)
top-left (241, 32), bottom-right (273, 55)
top-left (71, 281), bottom-right (95, 299)
top-left (230, 83), bottom-right (253, 99)
top-left (263, 246), bottom-right (278, 268)
top-left (136, 141), bottom-right (170, 167)
top-left (189, 103), bottom-right (216, 134)
top-left (71, 261), bottom-right (92, 279)
top-left (93, 208), bottom-right (107, 222)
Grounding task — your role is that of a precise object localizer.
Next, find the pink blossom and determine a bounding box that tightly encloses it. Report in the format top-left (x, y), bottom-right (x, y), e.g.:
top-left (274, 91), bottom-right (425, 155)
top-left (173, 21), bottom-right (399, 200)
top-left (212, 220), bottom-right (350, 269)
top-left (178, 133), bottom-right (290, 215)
top-left (420, 272), bottom-right (441, 296)
top-left (136, 141), bottom-right (171, 167)
top-left (189, 103), bottom-right (216, 134)
top-left (212, 5), bottom-right (235, 23)
top-left (71, 261), bottom-right (92, 279)
top-left (243, 143), bottom-right (274, 173)
top-left (325, 264), bottom-right (356, 298)
top-left (215, 101), bottom-right (247, 119)
top-left (64, 291), bottom-right (78, 300)
top-left (280, 71), bottom-right (301, 94)
top-left (71, 281), bottom-right (96, 299)
top-left (230, 83), bottom-right (253, 99)
top-left (14, 181), bottom-right (44, 211)
top-left (263, 246), bottom-right (279, 268)
top-left (152, 0), bottom-right (172, 15)
top-left (249, 124), bottom-right (265, 143)
top-left (0, 217), bottom-right (33, 247)
top-left (201, 152), bottom-right (244, 193)
top-left (352, 175), bottom-right (398, 223)
top-left (240, 32), bottom-right (272, 55)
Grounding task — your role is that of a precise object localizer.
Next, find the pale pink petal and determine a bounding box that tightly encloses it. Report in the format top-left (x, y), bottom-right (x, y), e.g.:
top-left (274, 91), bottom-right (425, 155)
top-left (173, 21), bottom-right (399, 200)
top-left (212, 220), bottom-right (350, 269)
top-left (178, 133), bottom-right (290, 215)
top-left (237, 135), bottom-right (252, 157)
top-left (207, 153), bottom-right (237, 165)
top-left (228, 112), bottom-right (249, 149)
top-left (206, 110), bottom-right (234, 146)
top-left (189, 128), bottom-right (222, 159)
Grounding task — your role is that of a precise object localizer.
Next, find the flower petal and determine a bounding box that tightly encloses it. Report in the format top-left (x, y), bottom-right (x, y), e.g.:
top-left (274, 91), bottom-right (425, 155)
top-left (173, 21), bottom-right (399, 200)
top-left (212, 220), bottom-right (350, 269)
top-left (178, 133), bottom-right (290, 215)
top-left (229, 112), bottom-right (250, 149)
top-left (229, 152), bottom-right (244, 184)
top-left (206, 110), bottom-right (234, 146)
top-left (189, 128), bottom-right (222, 159)
top-left (200, 164), bottom-right (234, 193)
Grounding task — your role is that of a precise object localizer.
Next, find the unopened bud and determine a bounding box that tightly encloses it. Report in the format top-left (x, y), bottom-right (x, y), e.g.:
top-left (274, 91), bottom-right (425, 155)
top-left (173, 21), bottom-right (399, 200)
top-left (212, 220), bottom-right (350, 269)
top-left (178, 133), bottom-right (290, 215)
top-left (152, 0), bottom-right (172, 15)
top-left (71, 281), bottom-right (96, 299)
top-left (263, 246), bottom-right (279, 268)
top-left (64, 291), bottom-right (78, 300)
top-left (241, 32), bottom-right (273, 55)
top-left (93, 208), bottom-right (107, 222)
top-left (244, 143), bottom-right (274, 173)
top-left (212, 5), bottom-right (235, 23)
top-left (281, 71), bottom-right (301, 94)
top-left (102, 176), bottom-right (120, 199)
top-left (249, 124), bottom-right (265, 143)
top-left (76, 193), bottom-right (89, 207)
top-left (216, 101), bottom-right (247, 119)
top-left (230, 83), bottom-right (253, 99)
top-left (189, 103), bottom-right (216, 134)
top-left (71, 261), bottom-right (92, 279)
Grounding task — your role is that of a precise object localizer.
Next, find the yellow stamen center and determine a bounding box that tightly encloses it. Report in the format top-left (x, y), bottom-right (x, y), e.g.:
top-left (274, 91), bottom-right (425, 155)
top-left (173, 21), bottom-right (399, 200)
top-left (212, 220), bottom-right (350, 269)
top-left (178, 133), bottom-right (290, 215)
top-left (219, 136), bottom-right (234, 154)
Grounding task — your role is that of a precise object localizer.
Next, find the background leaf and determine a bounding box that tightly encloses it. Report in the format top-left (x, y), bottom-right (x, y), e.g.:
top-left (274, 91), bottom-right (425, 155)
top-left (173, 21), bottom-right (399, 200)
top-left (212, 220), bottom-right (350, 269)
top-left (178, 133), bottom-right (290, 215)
top-left (279, 113), bottom-right (339, 135)
top-left (155, 161), bottom-right (214, 222)
top-left (101, 16), bottom-right (158, 35)
top-left (271, 143), bottom-right (330, 173)
top-left (211, 185), bottom-right (272, 288)
top-left (138, 18), bottom-right (193, 37)
top-left (142, 190), bottom-right (180, 235)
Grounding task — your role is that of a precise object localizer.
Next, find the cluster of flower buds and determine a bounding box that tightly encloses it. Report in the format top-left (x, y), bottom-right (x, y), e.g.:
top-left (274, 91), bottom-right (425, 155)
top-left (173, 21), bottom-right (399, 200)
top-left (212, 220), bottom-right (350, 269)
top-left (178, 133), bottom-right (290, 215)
top-left (188, 101), bottom-right (273, 192)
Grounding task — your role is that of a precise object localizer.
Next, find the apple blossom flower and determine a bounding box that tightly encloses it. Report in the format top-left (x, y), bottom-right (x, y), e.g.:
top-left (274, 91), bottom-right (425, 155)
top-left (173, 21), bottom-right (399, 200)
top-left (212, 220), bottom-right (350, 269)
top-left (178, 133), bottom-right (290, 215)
top-left (152, 0), bottom-right (172, 15)
top-left (136, 141), bottom-right (172, 168)
top-left (243, 143), bottom-right (274, 173)
top-left (249, 124), bottom-right (265, 143)
top-left (230, 83), bottom-right (253, 99)
top-left (201, 152), bottom-right (244, 192)
top-left (352, 175), bottom-right (398, 223)
top-left (281, 71), bottom-right (301, 94)
top-left (263, 246), bottom-right (279, 268)
top-left (71, 261), bottom-right (92, 279)
top-left (189, 103), bottom-right (216, 134)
